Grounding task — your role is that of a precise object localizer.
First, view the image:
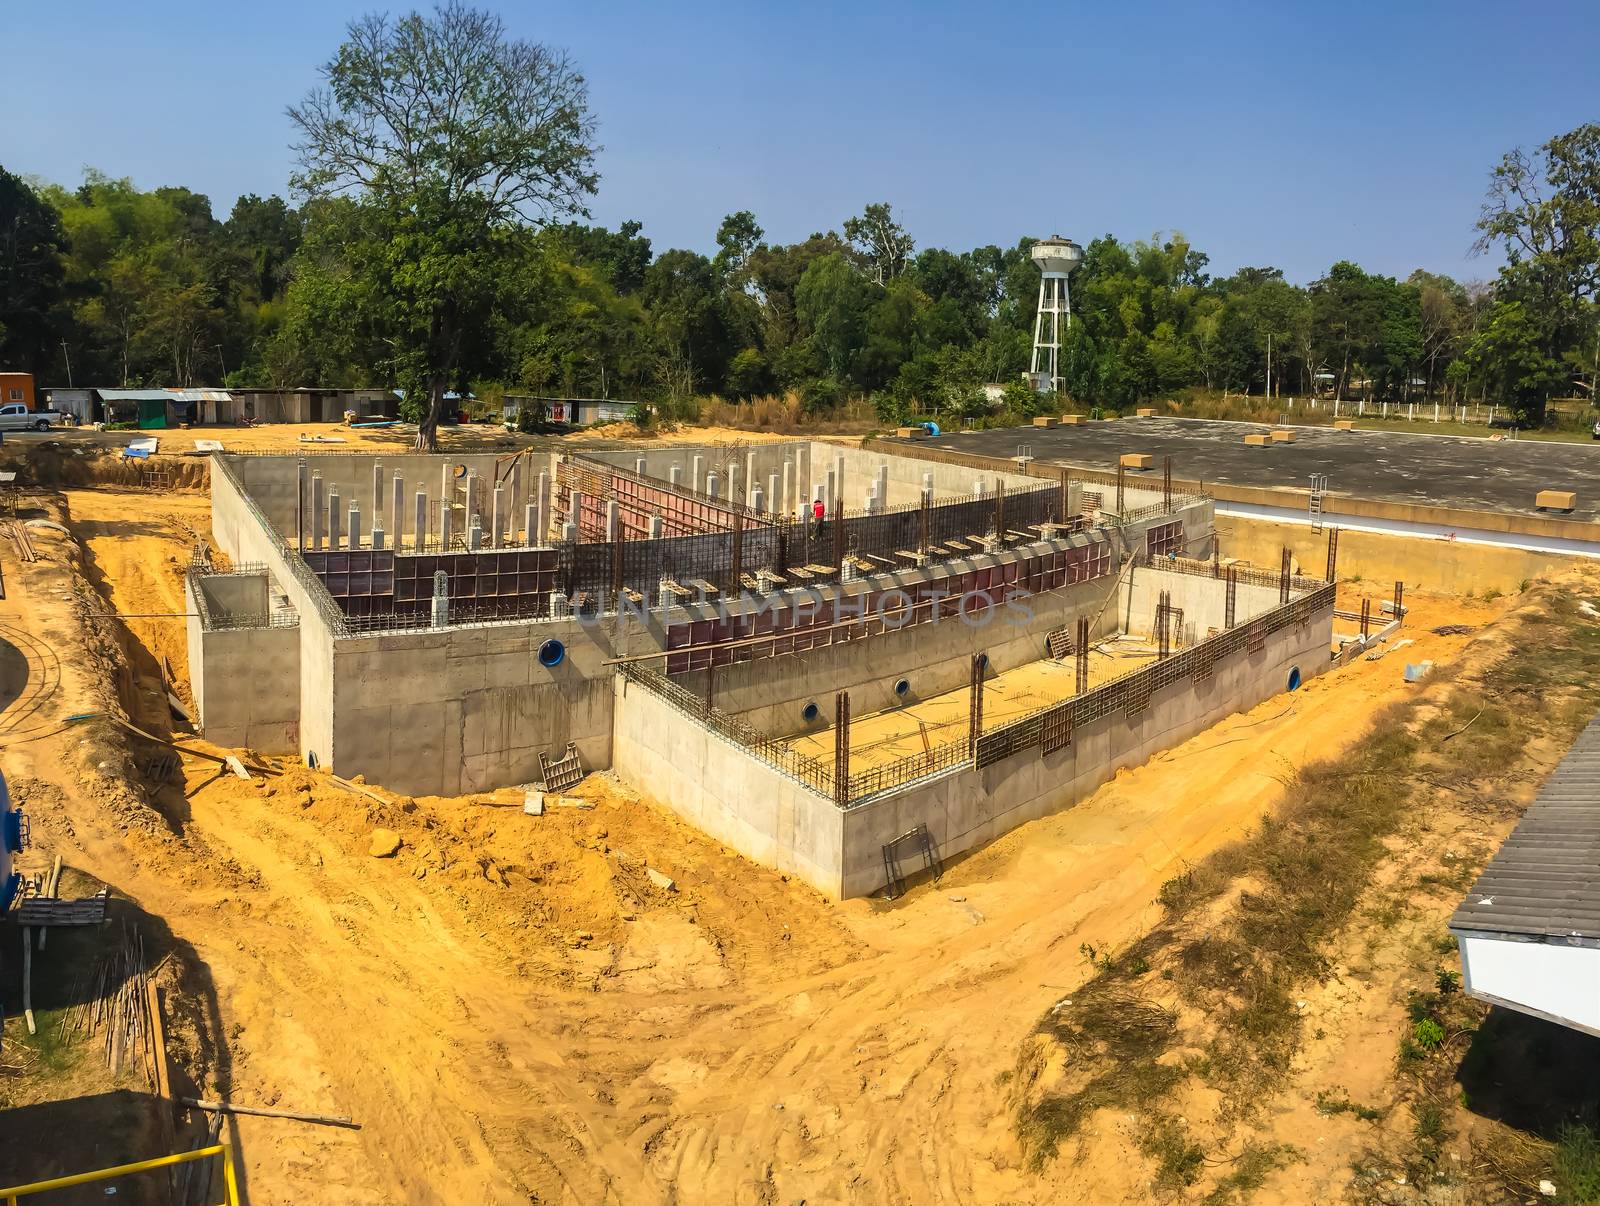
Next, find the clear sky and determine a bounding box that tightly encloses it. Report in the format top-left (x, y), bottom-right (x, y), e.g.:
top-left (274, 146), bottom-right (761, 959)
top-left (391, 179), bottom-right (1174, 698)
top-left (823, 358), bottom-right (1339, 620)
top-left (7, 0), bottom-right (1598, 285)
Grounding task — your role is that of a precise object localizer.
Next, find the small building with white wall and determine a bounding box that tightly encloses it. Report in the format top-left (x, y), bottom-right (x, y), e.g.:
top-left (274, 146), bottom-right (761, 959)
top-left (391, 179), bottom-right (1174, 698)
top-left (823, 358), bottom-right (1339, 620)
top-left (1451, 713), bottom-right (1600, 1035)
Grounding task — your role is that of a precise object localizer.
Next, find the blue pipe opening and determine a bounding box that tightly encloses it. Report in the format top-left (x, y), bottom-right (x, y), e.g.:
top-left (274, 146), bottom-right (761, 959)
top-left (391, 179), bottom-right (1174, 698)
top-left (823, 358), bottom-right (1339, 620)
top-left (894, 678), bottom-right (910, 697)
top-left (1287, 665), bottom-right (1302, 692)
top-left (539, 639), bottom-right (566, 668)
top-left (802, 701), bottom-right (820, 722)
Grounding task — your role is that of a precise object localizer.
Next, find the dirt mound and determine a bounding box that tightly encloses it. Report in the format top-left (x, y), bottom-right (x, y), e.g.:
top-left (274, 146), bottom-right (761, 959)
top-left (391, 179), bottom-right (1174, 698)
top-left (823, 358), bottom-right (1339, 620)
top-left (1, 446), bottom-right (209, 491)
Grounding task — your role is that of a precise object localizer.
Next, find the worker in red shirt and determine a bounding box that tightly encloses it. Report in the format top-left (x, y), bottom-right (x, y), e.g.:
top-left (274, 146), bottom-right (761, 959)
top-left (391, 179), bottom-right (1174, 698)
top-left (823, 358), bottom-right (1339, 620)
top-left (812, 496), bottom-right (826, 539)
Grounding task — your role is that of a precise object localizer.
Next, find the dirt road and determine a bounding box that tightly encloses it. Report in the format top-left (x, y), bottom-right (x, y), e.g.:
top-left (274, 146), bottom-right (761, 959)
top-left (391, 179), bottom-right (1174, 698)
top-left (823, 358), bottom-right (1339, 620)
top-left (0, 486), bottom-right (1506, 1202)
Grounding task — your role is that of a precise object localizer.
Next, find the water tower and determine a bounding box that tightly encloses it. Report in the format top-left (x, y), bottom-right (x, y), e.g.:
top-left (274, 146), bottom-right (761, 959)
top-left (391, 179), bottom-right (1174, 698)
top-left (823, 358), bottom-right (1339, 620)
top-left (1028, 236), bottom-right (1084, 394)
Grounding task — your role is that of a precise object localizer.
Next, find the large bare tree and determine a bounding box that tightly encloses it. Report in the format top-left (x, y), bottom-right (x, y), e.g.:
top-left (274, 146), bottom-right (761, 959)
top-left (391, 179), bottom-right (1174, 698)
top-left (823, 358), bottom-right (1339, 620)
top-left (289, 2), bottom-right (598, 448)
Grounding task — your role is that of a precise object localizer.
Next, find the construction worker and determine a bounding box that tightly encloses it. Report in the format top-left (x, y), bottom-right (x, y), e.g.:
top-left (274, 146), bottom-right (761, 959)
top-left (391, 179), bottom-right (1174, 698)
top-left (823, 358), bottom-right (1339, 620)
top-left (812, 496), bottom-right (826, 539)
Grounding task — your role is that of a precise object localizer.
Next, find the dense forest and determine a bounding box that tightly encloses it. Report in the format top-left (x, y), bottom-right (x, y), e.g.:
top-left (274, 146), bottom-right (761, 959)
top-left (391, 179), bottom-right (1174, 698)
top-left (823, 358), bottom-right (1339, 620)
top-left (0, 11), bottom-right (1595, 433)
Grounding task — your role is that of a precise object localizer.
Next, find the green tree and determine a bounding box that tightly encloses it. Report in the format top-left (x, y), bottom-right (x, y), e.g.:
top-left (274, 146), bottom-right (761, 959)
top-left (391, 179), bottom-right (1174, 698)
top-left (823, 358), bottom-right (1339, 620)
top-left (843, 202), bottom-right (914, 286)
top-left (0, 167), bottom-right (69, 376)
top-left (1473, 123), bottom-right (1600, 419)
top-left (288, 1), bottom-right (598, 447)
top-left (1459, 301), bottom-right (1566, 423)
top-left (795, 251), bottom-right (874, 385)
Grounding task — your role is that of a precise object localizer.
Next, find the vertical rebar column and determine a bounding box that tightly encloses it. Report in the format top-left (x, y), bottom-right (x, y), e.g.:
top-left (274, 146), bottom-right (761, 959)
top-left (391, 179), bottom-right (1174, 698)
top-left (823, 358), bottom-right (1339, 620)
top-left (415, 490), bottom-right (428, 553)
top-left (706, 471), bottom-right (721, 499)
top-left (349, 504), bottom-right (362, 550)
top-left (1325, 526), bottom-right (1339, 583)
top-left (691, 454), bottom-right (705, 492)
top-left (535, 471), bottom-right (548, 544)
top-left (328, 490), bottom-right (342, 550)
top-left (392, 474), bottom-right (405, 547)
top-left (1225, 566), bottom-right (1238, 629)
top-left (968, 654), bottom-right (985, 759)
top-left (781, 460), bottom-right (792, 513)
top-left (1280, 547), bottom-right (1291, 604)
top-left (1163, 457), bottom-right (1172, 511)
top-left (1157, 590), bottom-right (1170, 658)
top-left (465, 470), bottom-right (480, 537)
top-left (1393, 580), bottom-right (1405, 626)
top-left (746, 451), bottom-right (758, 504)
top-left (1360, 596), bottom-right (1371, 638)
top-left (568, 489), bottom-right (582, 540)
top-left (311, 473), bottom-right (324, 551)
top-left (993, 478), bottom-right (1006, 543)
top-left (1059, 466), bottom-right (1070, 524)
top-left (431, 569), bottom-right (449, 627)
top-left (730, 513), bottom-right (744, 595)
top-left (296, 459), bottom-right (307, 551)
top-left (919, 493), bottom-right (931, 558)
top-left (1116, 463), bottom-right (1126, 515)
top-left (441, 496), bottom-right (454, 550)
top-left (491, 484), bottom-right (506, 549)
top-left (611, 523), bottom-right (625, 605)
top-left (834, 691), bottom-right (851, 808)
top-left (372, 460), bottom-right (383, 520)
top-left (767, 473), bottom-right (780, 516)
top-left (1075, 617), bottom-right (1089, 694)
top-left (1212, 544), bottom-right (1221, 578)
top-left (831, 497), bottom-right (844, 570)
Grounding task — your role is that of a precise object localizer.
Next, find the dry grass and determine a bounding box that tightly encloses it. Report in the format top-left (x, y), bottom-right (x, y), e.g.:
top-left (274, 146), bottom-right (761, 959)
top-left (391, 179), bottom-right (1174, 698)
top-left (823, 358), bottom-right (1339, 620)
top-left (1012, 578), bottom-right (1600, 1197)
top-left (690, 392), bottom-right (878, 433)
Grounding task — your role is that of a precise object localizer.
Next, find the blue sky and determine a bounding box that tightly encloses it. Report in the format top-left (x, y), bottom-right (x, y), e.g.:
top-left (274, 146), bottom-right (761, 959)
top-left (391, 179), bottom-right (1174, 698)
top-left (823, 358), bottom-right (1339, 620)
top-left (6, 0), bottom-right (1597, 284)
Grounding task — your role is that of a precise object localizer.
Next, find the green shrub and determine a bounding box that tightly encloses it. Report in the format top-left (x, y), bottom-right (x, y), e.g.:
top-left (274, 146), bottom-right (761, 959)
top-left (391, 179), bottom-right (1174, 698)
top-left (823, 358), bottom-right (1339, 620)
top-left (1413, 1018), bottom-right (1446, 1050)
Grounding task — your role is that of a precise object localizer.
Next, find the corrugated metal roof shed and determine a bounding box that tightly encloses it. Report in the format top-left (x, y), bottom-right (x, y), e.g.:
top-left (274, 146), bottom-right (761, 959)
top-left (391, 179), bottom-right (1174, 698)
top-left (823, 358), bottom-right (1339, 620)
top-left (1452, 713), bottom-right (1600, 942)
top-left (95, 388), bottom-right (173, 403)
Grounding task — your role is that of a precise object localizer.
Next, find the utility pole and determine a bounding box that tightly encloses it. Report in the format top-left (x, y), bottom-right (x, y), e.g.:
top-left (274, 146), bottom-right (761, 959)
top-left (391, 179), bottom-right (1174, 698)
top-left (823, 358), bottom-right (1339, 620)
top-left (215, 344), bottom-right (227, 381)
top-left (1266, 332), bottom-right (1272, 400)
top-left (60, 340), bottom-right (73, 387)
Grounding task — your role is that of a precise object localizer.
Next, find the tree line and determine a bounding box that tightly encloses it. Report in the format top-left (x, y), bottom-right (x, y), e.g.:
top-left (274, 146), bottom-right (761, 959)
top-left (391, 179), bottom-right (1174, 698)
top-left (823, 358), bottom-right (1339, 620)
top-left (0, 4), bottom-right (1594, 442)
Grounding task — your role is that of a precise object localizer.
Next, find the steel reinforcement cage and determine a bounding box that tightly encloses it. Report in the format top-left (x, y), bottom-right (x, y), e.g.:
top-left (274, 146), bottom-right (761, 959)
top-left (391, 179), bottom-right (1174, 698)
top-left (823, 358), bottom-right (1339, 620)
top-left (618, 575), bottom-right (1336, 807)
top-left (214, 444), bottom-right (1207, 640)
top-left (186, 561), bottom-right (300, 631)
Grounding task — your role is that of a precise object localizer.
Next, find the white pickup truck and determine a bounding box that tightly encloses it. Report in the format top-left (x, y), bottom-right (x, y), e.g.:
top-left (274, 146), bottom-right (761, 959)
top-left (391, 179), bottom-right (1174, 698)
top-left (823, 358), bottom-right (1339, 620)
top-left (0, 403), bottom-right (69, 432)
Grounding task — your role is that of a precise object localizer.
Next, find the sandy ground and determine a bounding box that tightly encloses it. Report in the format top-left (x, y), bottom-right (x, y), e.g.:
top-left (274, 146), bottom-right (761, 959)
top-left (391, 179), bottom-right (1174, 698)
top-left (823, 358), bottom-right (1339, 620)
top-left (0, 482), bottom-right (1511, 1202)
top-left (785, 641), bottom-right (1161, 771)
top-left (11, 421), bottom-right (806, 457)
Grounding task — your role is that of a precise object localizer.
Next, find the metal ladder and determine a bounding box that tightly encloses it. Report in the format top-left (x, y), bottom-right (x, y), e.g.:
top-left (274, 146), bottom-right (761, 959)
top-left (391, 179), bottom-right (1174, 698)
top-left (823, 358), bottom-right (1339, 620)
top-left (1308, 474), bottom-right (1330, 531)
top-left (881, 824), bottom-right (944, 900)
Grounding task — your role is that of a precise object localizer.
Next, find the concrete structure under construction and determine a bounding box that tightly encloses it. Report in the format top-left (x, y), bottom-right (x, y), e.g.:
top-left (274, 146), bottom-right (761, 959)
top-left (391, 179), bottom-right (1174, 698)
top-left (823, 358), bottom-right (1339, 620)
top-left (192, 437), bottom-right (1335, 897)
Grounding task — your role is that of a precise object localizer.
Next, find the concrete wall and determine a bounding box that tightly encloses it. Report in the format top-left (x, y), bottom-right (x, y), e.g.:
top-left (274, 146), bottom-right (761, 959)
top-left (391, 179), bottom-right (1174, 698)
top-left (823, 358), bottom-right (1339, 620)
top-left (211, 458), bottom-right (339, 764)
top-left (327, 614), bottom-right (630, 796)
top-left (613, 677), bottom-right (846, 892)
top-left (835, 602), bottom-right (1331, 897)
top-left (696, 559), bottom-right (1122, 738)
top-left (185, 574), bottom-right (301, 753)
top-left (613, 575), bottom-right (1332, 899)
top-left (231, 453), bottom-right (522, 543)
top-left (197, 574), bottom-right (269, 623)
top-left (1119, 566), bottom-right (1284, 644)
top-left (1222, 512), bottom-right (1579, 598)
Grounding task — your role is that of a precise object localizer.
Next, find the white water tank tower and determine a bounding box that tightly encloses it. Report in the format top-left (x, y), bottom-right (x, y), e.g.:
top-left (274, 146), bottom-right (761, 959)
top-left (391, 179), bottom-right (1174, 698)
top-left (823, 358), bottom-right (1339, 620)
top-left (1029, 236), bottom-right (1084, 394)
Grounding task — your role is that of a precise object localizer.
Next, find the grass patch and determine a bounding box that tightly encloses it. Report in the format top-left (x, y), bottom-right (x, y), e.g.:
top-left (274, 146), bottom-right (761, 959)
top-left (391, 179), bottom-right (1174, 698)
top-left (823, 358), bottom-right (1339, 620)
top-left (1202, 1143), bottom-right (1301, 1205)
top-left (1012, 578), bottom-right (1600, 1185)
top-left (1138, 1112), bottom-right (1206, 1194)
top-left (1554, 1123), bottom-right (1600, 1204)
top-left (1316, 1091), bottom-right (1384, 1122)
